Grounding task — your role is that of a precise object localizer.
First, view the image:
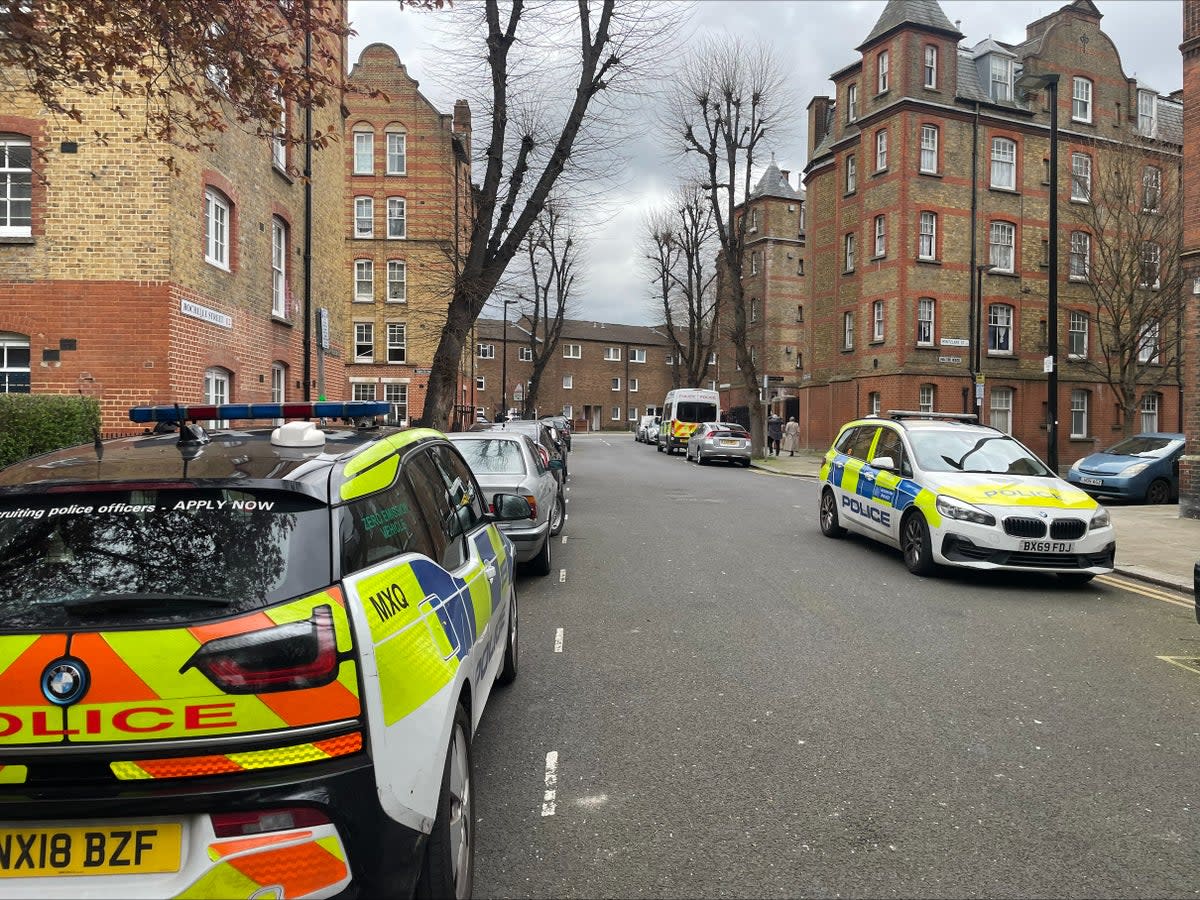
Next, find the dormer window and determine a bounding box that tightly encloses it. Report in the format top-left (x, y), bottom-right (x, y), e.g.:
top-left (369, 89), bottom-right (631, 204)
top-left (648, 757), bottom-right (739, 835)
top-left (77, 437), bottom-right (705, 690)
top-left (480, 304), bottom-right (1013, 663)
top-left (990, 57), bottom-right (1012, 102)
top-left (923, 45), bottom-right (938, 89)
top-left (1138, 90), bottom-right (1157, 137)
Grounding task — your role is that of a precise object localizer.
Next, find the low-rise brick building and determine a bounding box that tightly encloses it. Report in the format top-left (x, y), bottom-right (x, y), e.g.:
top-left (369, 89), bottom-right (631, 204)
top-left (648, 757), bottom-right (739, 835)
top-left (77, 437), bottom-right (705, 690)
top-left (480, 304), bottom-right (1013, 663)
top-left (793, 0), bottom-right (1183, 464)
top-left (0, 10), bottom-right (349, 431)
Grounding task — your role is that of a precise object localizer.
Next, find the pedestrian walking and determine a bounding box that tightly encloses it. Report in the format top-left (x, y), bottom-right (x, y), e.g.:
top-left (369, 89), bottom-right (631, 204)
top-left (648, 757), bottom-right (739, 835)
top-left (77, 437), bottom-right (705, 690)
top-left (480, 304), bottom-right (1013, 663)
top-left (783, 416), bottom-right (800, 456)
top-left (767, 412), bottom-right (783, 456)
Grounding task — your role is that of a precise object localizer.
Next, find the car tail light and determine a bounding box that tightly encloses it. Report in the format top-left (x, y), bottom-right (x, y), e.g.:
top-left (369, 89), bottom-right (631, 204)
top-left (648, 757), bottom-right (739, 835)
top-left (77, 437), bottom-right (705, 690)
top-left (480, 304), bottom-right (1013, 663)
top-left (524, 494), bottom-right (538, 520)
top-left (536, 446), bottom-right (550, 468)
top-left (210, 807), bottom-right (331, 838)
top-left (182, 603), bottom-right (340, 694)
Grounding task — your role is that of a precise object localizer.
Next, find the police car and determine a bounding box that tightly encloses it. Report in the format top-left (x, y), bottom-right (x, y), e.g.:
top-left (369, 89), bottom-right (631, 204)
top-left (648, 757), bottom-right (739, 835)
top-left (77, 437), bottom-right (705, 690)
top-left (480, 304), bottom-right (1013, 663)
top-left (818, 411), bottom-right (1116, 584)
top-left (0, 401), bottom-right (531, 898)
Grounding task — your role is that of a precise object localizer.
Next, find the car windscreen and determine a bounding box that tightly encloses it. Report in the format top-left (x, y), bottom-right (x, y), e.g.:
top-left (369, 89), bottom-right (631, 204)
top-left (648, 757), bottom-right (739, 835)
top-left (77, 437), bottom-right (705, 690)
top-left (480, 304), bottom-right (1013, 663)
top-left (1104, 436), bottom-right (1181, 458)
top-left (452, 438), bottom-right (527, 476)
top-left (677, 402), bottom-right (717, 423)
top-left (0, 488), bottom-right (331, 630)
top-left (906, 431), bottom-right (1053, 477)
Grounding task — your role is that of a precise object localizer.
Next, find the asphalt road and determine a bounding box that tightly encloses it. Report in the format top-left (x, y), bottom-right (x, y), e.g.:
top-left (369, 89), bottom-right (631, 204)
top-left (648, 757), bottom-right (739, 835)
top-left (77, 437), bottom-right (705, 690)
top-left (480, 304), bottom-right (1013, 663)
top-left (473, 434), bottom-right (1200, 899)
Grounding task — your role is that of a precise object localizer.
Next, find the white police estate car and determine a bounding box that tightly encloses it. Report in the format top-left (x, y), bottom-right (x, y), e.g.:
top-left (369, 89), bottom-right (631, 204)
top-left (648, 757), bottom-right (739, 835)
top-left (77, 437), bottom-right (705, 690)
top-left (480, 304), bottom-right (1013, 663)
top-left (818, 411), bottom-right (1116, 584)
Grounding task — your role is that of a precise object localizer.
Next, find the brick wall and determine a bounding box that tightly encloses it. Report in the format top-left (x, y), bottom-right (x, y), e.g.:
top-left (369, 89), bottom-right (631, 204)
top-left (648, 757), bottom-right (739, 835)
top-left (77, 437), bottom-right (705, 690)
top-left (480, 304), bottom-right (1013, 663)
top-left (1181, 0), bottom-right (1200, 516)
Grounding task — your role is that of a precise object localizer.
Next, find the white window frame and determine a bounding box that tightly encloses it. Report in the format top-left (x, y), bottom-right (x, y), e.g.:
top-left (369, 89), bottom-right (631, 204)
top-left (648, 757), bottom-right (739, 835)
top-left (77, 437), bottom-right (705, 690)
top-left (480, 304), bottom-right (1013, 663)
top-left (874, 215), bottom-right (886, 257)
top-left (919, 384), bottom-right (935, 413)
top-left (991, 137), bottom-right (1016, 190)
top-left (204, 367), bottom-right (231, 422)
top-left (917, 298), bottom-right (935, 347)
top-left (1070, 389), bottom-right (1089, 438)
top-left (604, 346), bottom-right (621, 362)
top-left (1069, 232), bottom-right (1090, 281)
top-left (990, 57), bottom-right (1012, 102)
top-left (563, 374), bottom-right (574, 389)
top-left (918, 212), bottom-right (937, 260)
top-left (990, 386), bottom-right (1013, 433)
top-left (271, 362), bottom-right (286, 405)
top-left (1072, 76), bottom-right (1093, 123)
top-left (353, 130), bottom-right (374, 175)
top-left (476, 376), bottom-right (486, 390)
top-left (1141, 393), bottom-right (1160, 433)
top-left (354, 259), bottom-right (373, 303)
top-left (1138, 320), bottom-right (1161, 364)
top-left (844, 233), bottom-right (855, 272)
top-left (387, 197), bottom-right (406, 240)
top-left (1140, 243), bottom-right (1162, 290)
top-left (271, 217), bottom-right (287, 317)
top-left (384, 383), bottom-right (408, 426)
top-left (843, 312), bottom-right (854, 350)
top-left (1071, 153), bottom-right (1091, 202)
top-left (630, 377), bottom-right (639, 393)
top-left (872, 300), bottom-right (885, 342)
top-left (1143, 165), bottom-right (1162, 213)
top-left (386, 260), bottom-right (406, 303)
top-left (628, 407), bottom-right (638, 421)
top-left (750, 298), bottom-right (759, 322)
top-left (846, 154), bottom-right (857, 193)
top-left (611, 406), bottom-right (621, 422)
top-left (989, 221), bottom-right (1015, 273)
top-left (354, 323), bottom-right (375, 363)
top-left (0, 333), bottom-right (31, 394)
top-left (924, 45), bottom-right (938, 89)
top-left (562, 404), bottom-right (573, 420)
top-left (875, 129), bottom-right (888, 171)
top-left (204, 188), bottom-right (230, 269)
top-left (611, 377), bottom-right (621, 391)
top-left (1068, 310), bottom-right (1089, 359)
top-left (988, 304), bottom-right (1014, 355)
top-left (877, 50), bottom-right (889, 93)
top-left (272, 89), bottom-right (287, 170)
top-left (352, 382), bottom-right (376, 403)
top-left (386, 322), bottom-right (406, 364)
top-left (847, 83), bottom-right (858, 122)
top-left (749, 251), bottom-right (758, 275)
top-left (920, 125), bottom-right (938, 174)
top-left (518, 346), bottom-right (533, 362)
top-left (1138, 90), bottom-right (1157, 138)
top-left (386, 131), bottom-right (407, 175)
top-left (0, 136), bottom-right (32, 238)
top-left (477, 343), bottom-right (495, 359)
top-left (354, 196), bottom-right (374, 238)
top-left (630, 348), bottom-right (646, 363)
top-left (869, 392), bottom-right (881, 416)
top-left (563, 343), bottom-right (581, 359)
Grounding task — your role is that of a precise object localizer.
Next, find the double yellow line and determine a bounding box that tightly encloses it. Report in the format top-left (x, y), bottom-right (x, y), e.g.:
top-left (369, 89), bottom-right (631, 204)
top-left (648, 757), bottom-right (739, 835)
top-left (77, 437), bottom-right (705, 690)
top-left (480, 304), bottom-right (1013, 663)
top-left (1095, 573), bottom-right (1193, 610)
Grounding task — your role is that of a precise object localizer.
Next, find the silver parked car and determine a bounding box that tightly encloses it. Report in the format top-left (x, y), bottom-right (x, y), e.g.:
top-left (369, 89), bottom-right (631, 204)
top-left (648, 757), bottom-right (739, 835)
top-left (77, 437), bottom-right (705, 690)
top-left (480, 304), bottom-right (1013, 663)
top-left (449, 433), bottom-right (564, 576)
top-left (686, 422), bottom-right (752, 467)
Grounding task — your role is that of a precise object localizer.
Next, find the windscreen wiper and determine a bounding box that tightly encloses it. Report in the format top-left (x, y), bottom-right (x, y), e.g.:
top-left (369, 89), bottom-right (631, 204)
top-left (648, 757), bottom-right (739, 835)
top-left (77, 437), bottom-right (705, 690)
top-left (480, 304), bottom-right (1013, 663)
top-left (63, 593), bottom-right (233, 614)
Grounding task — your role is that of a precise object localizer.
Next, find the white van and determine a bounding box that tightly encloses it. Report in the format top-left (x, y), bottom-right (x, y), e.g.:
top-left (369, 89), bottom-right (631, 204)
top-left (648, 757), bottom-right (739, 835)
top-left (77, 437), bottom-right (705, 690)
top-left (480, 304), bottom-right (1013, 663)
top-left (657, 388), bottom-right (720, 455)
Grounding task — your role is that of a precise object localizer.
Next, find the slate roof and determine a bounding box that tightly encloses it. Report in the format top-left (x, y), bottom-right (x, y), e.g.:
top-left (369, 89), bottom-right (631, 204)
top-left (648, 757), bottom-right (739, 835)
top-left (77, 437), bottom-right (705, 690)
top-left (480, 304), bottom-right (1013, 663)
top-left (749, 160), bottom-right (801, 200)
top-left (859, 0), bottom-right (962, 50)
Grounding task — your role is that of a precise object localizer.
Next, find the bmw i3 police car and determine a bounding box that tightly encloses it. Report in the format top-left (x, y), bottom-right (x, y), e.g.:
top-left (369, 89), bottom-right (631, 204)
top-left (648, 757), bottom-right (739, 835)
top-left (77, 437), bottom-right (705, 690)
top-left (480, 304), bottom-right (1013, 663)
top-left (818, 411), bottom-right (1116, 584)
top-left (0, 401), bottom-right (531, 898)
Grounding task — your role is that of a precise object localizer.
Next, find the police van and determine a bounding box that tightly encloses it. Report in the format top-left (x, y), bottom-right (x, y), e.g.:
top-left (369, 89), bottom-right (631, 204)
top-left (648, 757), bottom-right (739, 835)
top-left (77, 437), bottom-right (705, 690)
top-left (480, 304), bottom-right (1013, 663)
top-left (818, 411), bottom-right (1116, 584)
top-left (0, 401), bottom-right (532, 898)
top-left (656, 388), bottom-right (720, 456)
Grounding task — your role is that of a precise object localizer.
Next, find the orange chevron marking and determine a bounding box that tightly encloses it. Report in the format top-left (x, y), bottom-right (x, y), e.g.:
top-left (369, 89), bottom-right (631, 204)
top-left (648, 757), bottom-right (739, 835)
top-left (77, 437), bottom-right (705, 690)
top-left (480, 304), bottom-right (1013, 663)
top-left (188, 612), bottom-right (277, 644)
top-left (227, 840), bottom-right (347, 897)
top-left (70, 633), bottom-right (158, 702)
top-left (257, 675), bottom-right (360, 727)
top-left (0, 635), bottom-right (68, 706)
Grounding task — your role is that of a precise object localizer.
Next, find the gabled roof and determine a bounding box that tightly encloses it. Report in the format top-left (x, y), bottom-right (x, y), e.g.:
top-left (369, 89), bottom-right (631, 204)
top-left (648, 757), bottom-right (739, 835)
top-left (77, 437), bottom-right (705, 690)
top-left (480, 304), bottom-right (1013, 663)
top-left (858, 0), bottom-right (962, 51)
top-left (971, 37), bottom-right (1017, 59)
top-left (749, 160), bottom-right (801, 200)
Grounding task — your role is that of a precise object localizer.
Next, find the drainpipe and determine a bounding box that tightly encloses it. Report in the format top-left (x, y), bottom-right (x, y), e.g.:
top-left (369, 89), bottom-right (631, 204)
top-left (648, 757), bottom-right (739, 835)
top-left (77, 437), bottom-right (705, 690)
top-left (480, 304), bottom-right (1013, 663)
top-left (968, 102), bottom-right (980, 414)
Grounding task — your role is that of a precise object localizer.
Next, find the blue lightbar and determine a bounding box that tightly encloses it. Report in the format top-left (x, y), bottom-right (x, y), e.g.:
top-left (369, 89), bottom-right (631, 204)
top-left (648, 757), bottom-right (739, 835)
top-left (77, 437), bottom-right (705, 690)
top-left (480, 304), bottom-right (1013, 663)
top-left (129, 401), bottom-right (393, 424)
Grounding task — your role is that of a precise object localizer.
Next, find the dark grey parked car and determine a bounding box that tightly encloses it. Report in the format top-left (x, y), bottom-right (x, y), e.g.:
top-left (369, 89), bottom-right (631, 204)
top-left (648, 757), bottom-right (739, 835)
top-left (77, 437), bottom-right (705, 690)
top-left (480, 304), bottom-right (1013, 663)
top-left (449, 433), bottom-right (564, 575)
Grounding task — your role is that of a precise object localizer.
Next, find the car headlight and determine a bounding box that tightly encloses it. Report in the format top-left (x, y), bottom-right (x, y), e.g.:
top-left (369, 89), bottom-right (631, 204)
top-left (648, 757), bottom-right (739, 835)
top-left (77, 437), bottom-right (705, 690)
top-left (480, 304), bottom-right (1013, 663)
top-left (1118, 462), bottom-right (1149, 477)
top-left (1090, 506), bottom-right (1111, 530)
top-left (935, 494), bottom-right (997, 527)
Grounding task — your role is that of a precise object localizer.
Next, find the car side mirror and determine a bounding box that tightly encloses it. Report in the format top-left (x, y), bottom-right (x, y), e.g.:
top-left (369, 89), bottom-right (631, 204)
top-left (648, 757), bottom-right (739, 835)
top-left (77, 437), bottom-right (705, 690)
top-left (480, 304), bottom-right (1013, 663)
top-left (491, 493), bottom-right (533, 521)
top-left (871, 455), bottom-right (896, 472)
top-left (549, 458), bottom-right (564, 470)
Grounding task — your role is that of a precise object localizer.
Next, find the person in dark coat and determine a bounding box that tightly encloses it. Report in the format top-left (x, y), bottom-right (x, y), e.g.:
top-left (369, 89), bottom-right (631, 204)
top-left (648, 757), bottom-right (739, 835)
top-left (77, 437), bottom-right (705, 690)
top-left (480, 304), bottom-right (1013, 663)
top-left (767, 412), bottom-right (783, 456)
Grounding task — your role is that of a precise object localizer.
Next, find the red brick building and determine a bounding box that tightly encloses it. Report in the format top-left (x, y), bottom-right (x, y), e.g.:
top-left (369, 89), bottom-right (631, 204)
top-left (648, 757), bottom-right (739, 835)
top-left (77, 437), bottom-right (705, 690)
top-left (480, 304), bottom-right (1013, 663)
top-left (341, 44), bottom-right (474, 426)
top-left (794, 0), bottom-right (1182, 465)
top-left (0, 8), bottom-right (349, 431)
top-left (1180, 0), bottom-right (1200, 517)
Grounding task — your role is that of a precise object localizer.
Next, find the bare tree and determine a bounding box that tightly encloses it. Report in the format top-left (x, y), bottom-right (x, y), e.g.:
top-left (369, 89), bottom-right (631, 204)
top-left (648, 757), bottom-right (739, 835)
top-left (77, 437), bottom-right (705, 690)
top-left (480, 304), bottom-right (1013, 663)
top-left (644, 182), bottom-right (719, 388)
top-left (668, 38), bottom-right (788, 452)
top-left (1067, 138), bottom-right (1183, 436)
top-left (416, 0), bottom-right (675, 427)
top-left (518, 201), bottom-right (578, 416)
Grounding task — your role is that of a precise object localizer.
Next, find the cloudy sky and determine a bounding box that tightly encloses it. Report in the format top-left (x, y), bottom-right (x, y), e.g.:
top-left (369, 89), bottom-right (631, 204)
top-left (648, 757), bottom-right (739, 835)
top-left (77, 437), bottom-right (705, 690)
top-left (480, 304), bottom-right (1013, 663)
top-left (347, 0), bottom-right (1183, 326)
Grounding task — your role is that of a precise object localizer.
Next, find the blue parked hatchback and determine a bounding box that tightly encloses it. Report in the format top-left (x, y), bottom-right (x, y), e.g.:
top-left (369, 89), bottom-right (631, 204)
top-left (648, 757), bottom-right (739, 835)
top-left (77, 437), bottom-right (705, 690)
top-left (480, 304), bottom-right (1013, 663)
top-left (1066, 432), bottom-right (1185, 504)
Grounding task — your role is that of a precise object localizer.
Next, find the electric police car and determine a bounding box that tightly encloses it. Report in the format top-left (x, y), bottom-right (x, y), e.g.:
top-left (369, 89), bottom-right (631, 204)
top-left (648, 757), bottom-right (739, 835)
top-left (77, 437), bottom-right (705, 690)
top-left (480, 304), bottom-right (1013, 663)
top-left (818, 411), bottom-right (1116, 584)
top-left (0, 401), bottom-right (531, 899)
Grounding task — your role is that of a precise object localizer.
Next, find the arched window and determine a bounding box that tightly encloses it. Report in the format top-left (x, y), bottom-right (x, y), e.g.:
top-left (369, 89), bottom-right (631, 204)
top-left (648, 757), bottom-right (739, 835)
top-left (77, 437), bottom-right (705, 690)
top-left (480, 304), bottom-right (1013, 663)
top-left (353, 126), bottom-right (375, 175)
top-left (271, 216), bottom-right (288, 317)
top-left (204, 187), bottom-right (232, 269)
top-left (204, 366), bottom-right (232, 428)
top-left (990, 137), bottom-right (1016, 189)
top-left (386, 129), bottom-right (407, 175)
top-left (988, 221), bottom-right (1015, 272)
top-left (920, 125), bottom-right (938, 174)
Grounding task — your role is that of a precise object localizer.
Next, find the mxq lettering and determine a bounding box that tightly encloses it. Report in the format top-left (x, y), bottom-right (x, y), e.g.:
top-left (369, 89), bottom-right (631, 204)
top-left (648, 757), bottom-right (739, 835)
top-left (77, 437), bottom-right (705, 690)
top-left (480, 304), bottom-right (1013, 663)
top-left (369, 583), bottom-right (409, 622)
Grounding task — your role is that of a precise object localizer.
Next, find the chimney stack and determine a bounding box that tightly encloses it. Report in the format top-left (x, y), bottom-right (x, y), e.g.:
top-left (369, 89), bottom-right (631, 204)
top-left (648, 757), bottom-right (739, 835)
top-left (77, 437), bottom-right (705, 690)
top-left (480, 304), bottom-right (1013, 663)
top-left (807, 96), bottom-right (832, 157)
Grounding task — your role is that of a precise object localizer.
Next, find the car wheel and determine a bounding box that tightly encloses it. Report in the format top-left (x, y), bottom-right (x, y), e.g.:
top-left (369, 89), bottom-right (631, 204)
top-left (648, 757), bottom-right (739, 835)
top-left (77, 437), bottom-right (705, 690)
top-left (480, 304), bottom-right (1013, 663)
top-left (1145, 478), bottom-right (1172, 504)
top-left (415, 704), bottom-right (474, 900)
top-left (528, 527), bottom-right (552, 576)
top-left (697, 451), bottom-right (707, 466)
top-left (497, 586), bottom-right (518, 685)
top-left (656, 439), bottom-right (664, 453)
top-left (1056, 572), bottom-right (1096, 586)
top-left (901, 511), bottom-right (936, 576)
top-left (742, 459), bottom-right (752, 468)
top-left (819, 488), bottom-right (846, 538)
top-left (549, 493), bottom-right (565, 537)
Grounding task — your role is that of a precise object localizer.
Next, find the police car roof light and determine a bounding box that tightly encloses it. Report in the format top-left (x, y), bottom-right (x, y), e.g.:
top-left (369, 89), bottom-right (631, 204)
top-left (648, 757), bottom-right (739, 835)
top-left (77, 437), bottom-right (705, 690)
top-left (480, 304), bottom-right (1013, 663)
top-left (129, 401), bottom-right (392, 424)
top-left (887, 409), bottom-right (979, 424)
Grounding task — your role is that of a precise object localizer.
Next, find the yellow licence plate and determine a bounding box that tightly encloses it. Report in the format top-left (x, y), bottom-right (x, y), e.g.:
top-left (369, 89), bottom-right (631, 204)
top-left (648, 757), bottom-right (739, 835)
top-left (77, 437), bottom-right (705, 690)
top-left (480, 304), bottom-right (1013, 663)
top-left (0, 824), bottom-right (182, 877)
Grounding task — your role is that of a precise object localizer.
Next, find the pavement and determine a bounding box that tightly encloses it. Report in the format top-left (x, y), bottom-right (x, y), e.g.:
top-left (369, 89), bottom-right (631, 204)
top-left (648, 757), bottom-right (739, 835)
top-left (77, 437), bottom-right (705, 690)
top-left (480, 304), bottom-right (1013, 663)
top-left (752, 449), bottom-right (1200, 595)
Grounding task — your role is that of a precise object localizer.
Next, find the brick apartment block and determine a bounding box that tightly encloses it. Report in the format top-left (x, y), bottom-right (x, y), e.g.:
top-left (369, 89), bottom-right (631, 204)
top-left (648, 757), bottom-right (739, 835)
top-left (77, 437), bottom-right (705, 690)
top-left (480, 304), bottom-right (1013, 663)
top-left (0, 8), bottom-right (349, 432)
top-left (1180, 0), bottom-right (1200, 516)
top-left (764, 0), bottom-right (1183, 465)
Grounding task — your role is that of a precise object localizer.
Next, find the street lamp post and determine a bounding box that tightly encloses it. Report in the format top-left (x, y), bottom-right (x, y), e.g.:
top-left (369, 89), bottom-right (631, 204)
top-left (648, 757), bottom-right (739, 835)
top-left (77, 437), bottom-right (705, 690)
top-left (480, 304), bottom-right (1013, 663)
top-left (1016, 71), bottom-right (1061, 472)
top-left (500, 297), bottom-right (518, 421)
top-left (972, 263), bottom-right (998, 420)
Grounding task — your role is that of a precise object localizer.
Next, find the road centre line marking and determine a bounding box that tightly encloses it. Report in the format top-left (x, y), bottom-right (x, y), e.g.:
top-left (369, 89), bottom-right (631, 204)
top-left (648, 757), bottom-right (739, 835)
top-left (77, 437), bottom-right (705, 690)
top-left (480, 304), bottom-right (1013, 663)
top-left (554, 628), bottom-right (563, 653)
top-left (1158, 656), bottom-right (1200, 679)
top-left (1096, 574), bottom-right (1192, 610)
top-left (559, 569), bottom-right (567, 583)
top-left (542, 751), bottom-right (558, 816)
top-left (562, 535), bottom-right (568, 544)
